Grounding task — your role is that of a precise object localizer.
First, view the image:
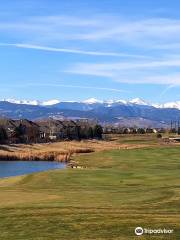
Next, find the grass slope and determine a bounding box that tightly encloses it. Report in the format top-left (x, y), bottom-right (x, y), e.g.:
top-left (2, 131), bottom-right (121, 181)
top-left (0, 146), bottom-right (179, 239)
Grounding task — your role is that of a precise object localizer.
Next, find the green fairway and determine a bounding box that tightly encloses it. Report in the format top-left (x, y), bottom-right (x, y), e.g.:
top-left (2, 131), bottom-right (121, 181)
top-left (0, 146), bottom-right (180, 239)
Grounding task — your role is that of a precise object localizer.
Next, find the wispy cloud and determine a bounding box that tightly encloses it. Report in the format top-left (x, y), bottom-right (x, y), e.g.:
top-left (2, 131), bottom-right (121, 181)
top-left (1, 15), bottom-right (180, 50)
top-left (66, 59), bottom-right (180, 84)
top-left (68, 58), bottom-right (180, 73)
top-left (1, 14), bottom-right (180, 92)
top-left (26, 83), bottom-right (128, 93)
top-left (2, 81), bottom-right (128, 93)
top-left (159, 84), bottom-right (177, 98)
top-left (79, 18), bottom-right (180, 42)
top-left (0, 42), bottom-right (147, 58)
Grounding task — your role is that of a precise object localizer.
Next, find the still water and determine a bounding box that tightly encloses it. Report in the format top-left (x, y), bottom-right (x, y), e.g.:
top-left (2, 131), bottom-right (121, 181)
top-left (0, 161), bottom-right (66, 178)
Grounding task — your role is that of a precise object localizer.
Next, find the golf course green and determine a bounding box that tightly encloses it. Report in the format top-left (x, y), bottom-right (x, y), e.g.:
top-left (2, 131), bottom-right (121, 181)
top-left (0, 146), bottom-right (179, 239)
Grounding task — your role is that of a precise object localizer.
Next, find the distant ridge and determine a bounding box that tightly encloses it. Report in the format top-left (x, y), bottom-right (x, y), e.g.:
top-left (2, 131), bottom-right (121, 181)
top-left (1, 98), bottom-right (60, 106)
top-left (0, 98), bottom-right (180, 127)
top-left (0, 98), bottom-right (180, 110)
top-left (2, 97), bottom-right (180, 110)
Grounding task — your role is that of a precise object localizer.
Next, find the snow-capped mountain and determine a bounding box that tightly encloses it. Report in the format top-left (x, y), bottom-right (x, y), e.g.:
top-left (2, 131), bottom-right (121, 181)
top-left (1, 98), bottom-right (60, 106)
top-left (2, 98), bottom-right (41, 105)
top-left (2, 97), bottom-right (180, 110)
top-left (129, 98), bottom-right (149, 106)
top-left (83, 98), bottom-right (103, 104)
top-left (82, 98), bottom-right (148, 106)
top-left (41, 99), bottom-right (60, 106)
top-left (154, 101), bottom-right (180, 110)
top-left (1, 97), bottom-right (180, 127)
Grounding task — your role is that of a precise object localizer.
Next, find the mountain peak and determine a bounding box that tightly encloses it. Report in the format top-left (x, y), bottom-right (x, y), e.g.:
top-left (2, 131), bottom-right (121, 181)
top-left (1, 98), bottom-right (60, 106)
top-left (83, 98), bottom-right (103, 104)
top-left (2, 98), bottom-right (41, 105)
top-left (2, 97), bottom-right (180, 110)
top-left (129, 98), bottom-right (149, 106)
top-left (42, 99), bottom-right (60, 106)
top-left (155, 101), bottom-right (180, 110)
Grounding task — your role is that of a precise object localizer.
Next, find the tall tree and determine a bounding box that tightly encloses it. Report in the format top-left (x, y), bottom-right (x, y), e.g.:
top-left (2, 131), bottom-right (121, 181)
top-left (93, 125), bottom-right (103, 139)
top-left (0, 127), bottom-right (8, 143)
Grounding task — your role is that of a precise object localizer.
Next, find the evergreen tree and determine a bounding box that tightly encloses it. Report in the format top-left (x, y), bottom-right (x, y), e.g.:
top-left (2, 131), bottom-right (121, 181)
top-left (87, 127), bottom-right (94, 139)
top-left (137, 128), bottom-right (145, 134)
top-left (0, 127), bottom-right (8, 143)
top-left (14, 124), bottom-right (26, 142)
top-left (178, 127), bottom-right (180, 135)
top-left (93, 125), bottom-right (103, 139)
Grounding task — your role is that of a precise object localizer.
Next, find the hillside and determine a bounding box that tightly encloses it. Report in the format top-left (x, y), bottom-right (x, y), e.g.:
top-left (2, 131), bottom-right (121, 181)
top-left (0, 99), bottom-right (179, 127)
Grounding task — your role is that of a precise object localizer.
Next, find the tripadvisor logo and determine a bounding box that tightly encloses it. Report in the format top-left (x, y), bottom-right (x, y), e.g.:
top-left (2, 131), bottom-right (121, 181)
top-left (135, 227), bottom-right (143, 236)
top-left (135, 226), bottom-right (174, 236)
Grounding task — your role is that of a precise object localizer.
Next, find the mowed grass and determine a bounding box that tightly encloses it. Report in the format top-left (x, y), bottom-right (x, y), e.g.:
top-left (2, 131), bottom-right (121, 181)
top-left (0, 146), bottom-right (180, 239)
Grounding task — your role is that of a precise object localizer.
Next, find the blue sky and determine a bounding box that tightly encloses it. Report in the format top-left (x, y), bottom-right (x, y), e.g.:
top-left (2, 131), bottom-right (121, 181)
top-left (1, 0), bottom-right (180, 103)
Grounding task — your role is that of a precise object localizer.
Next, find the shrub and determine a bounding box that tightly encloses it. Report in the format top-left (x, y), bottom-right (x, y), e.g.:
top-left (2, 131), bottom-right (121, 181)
top-left (157, 133), bottom-right (162, 138)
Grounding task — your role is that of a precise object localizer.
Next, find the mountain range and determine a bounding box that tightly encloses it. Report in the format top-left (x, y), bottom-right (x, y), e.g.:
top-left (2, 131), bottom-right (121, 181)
top-left (3, 97), bottom-right (180, 110)
top-left (0, 98), bottom-right (180, 127)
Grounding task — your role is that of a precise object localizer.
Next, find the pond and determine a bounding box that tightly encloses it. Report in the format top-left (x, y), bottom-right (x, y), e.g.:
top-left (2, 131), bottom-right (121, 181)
top-left (0, 161), bottom-right (66, 178)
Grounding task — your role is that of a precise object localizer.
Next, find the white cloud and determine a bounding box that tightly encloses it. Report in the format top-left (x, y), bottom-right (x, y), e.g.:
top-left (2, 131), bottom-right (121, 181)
top-left (137, 74), bottom-right (180, 85)
top-left (66, 59), bottom-right (180, 84)
top-left (0, 43), bottom-right (147, 58)
top-left (68, 58), bottom-right (180, 72)
top-left (77, 18), bottom-right (180, 51)
top-left (2, 14), bottom-right (180, 86)
top-left (0, 15), bottom-right (180, 49)
top-left (1, 82), bottom-right (128, 93)
top-left (31, 15), bottom-right (100, 27)
top-left (159, 84), bottom-right (177, 98)
top-left (26, 83), bottom-right (127, 93)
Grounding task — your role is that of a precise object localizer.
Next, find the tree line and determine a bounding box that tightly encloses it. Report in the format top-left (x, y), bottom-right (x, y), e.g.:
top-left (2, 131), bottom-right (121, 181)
top-left (0, 118), bottom-right (103, 144)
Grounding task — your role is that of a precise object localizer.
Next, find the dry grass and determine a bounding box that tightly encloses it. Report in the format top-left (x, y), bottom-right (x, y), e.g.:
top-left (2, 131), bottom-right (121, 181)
top-left (0, 140), bottom-right (107, 161)
top-left (0, 134), bottom-right (173, 162)
top-left (0, 144), bottom-right (94, 162)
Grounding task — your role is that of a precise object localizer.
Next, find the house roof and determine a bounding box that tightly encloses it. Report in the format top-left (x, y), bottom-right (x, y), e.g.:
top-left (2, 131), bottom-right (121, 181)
top-left (0, 118), bottom-right (18, 129)
top-left (15, 119), bottom-right (39, 128)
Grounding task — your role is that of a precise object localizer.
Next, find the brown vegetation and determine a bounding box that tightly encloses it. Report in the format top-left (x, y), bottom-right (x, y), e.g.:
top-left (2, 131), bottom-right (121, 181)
top-left (0, 143), bottom-right (95, 162)
top-left (0, 135), bottom-right (156, 162)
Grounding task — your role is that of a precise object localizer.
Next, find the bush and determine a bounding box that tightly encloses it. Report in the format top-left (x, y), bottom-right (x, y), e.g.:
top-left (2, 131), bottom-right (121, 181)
top-left (137, 128), bottom-right (145, 134)
top-left (156, 133), bottom-right (162, 138)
